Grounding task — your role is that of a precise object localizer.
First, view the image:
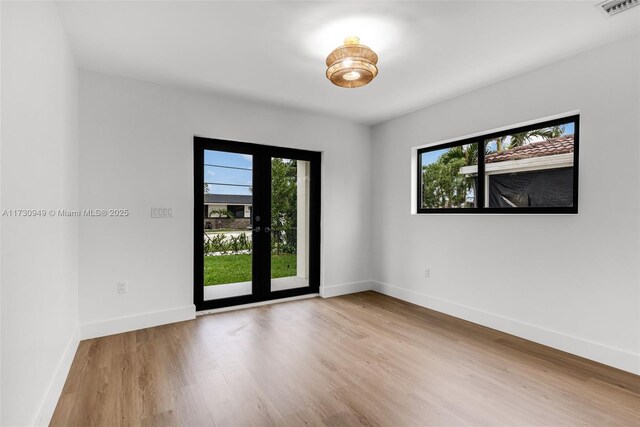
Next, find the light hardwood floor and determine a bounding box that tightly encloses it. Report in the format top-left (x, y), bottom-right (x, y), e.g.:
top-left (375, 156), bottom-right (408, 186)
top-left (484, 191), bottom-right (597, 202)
top-left (51, 292), bottom-right (640, 426)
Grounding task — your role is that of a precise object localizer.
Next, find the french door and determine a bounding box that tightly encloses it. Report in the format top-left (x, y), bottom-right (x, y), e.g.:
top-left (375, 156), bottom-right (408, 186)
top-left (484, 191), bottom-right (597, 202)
top-left (194, 137), bottom-right (321, 311)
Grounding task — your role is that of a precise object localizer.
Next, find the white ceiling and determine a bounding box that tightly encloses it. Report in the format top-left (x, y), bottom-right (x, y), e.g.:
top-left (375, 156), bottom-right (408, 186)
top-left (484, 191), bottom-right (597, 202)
top-left (57, 1), bottom-right (640, 125)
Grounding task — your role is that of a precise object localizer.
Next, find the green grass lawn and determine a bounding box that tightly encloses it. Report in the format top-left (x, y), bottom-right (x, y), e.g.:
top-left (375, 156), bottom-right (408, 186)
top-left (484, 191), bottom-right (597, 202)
top-left (204, 253), bottom-right (297, 286)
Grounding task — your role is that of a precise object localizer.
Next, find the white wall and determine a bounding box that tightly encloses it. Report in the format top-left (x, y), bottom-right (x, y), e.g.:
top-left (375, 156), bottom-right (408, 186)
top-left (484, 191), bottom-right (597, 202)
top-left (0, 3), bottom-right (3, 422)
top-left (371, 35), bottom-right (640, 374)
top-left (1, 2), bottom-right (79, 425)
top-left (78, 70), bottom-right (372, 334)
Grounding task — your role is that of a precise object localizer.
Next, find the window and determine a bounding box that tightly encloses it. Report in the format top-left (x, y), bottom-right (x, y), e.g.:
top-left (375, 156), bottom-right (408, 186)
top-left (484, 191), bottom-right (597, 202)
top-left (417, 115), bottom-right (579, 214)
top-left (227, 205), bottom-right (245, 218)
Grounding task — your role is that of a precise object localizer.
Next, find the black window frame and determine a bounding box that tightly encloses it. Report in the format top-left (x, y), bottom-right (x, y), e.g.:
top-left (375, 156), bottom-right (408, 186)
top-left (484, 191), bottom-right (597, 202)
top-left (416, 115), bottom-right (580, 214)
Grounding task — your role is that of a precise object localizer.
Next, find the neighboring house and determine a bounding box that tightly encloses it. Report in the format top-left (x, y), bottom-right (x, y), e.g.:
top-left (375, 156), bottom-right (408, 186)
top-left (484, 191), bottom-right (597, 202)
top-left (484, 134), bottom-right (574, 163)
top-left (460, 135), bottom-right (575, 207)
top-left (204, 194), bottom-right (252, 218)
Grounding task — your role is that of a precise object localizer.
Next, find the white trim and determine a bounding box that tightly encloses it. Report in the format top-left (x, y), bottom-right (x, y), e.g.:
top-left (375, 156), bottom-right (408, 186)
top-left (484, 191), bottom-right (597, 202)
top-left (80, 305), bottom-right (196, 340)
top-left (320, 280), bottom-right (373, 298)
top-left (410, 148), bottom-right (419, 214)
top-left (372, 281), bottom-right (640, 375)
top-left (459, 153), bottom-right (574, 176)
top-left (486, 153), bottom-right (573, 175)
top-left (204, 280), bottom-right (252, 300)
top-left (196, 293), bottom-right (319, 315)
top-left (33, 324), bottom-right (80, 426)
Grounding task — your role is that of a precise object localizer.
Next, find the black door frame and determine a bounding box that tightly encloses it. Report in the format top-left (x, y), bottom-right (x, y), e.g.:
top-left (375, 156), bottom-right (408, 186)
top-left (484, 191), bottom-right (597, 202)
top-left (194, 136), bottom-right (321, 311)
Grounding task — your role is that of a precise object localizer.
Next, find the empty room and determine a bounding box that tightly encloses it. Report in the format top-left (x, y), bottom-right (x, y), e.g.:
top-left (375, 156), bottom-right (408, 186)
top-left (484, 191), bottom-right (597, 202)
top-left (1, 1), bottom-right (640, 426)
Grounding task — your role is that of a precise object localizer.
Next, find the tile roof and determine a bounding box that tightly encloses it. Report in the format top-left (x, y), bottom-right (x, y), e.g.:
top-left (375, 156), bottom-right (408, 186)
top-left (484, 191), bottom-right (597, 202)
top-left (485, 134), bottom-right (574, 164)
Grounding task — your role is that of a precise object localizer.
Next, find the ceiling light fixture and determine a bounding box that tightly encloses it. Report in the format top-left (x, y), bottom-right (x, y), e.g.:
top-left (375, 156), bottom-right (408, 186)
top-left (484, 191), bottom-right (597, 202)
top-left (325, 37), bottom-right (378, 88)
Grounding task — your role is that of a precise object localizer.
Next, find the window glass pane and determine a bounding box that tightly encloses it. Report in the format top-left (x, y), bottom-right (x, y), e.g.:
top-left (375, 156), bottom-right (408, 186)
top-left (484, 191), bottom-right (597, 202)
top-left (420, 143), bottom-right (478, 209)
top-left (270, 158), bottom-right (310, 292)
top-left (483, 122), bottom-right (575, 208)
top-left (203, 150), bottom-right (253, 301)
top-left (204, 150), bottom-right (252, 195)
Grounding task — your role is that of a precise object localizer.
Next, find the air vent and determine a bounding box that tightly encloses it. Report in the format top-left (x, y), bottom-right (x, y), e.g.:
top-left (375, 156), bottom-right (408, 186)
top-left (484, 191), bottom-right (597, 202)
top-left (599, 0), bottom-right (640, 16)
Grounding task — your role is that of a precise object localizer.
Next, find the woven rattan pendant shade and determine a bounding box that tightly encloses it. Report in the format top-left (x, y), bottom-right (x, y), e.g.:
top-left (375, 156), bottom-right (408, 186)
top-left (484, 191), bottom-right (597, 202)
top-left (325, 37), bottom-right (378, 88)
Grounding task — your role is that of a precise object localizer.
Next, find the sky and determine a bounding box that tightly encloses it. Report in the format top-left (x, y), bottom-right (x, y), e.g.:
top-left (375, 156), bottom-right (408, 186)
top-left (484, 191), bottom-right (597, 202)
top-left (421, 123), bottom-right (575, 167)
top-left (421, 147), bottom-right (450, 167)
top-left (204, 150), bottom-right (253, 196)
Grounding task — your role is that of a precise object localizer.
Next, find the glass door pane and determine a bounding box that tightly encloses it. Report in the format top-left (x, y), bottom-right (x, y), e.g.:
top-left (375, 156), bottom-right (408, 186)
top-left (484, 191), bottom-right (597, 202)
top-left (203, 150), bottom-right (254, 301)
top-left (270, 158), bottom-right (311, 292)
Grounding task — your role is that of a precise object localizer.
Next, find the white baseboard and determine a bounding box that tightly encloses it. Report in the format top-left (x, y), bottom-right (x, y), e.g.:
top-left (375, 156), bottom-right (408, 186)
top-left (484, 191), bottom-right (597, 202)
top-left (372, 281), bottom-right (640, 375)
top-left (80, 305), bottom-right (196, 340)
top-left (33, 324), bottom-right (80, 426)
top-left (321, 280), bottom-right (372, 298)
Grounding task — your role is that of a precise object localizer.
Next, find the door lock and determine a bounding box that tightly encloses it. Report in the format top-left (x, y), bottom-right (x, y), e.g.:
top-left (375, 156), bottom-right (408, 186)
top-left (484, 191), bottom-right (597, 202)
top-left (253, 226), bottom-right (261, 232)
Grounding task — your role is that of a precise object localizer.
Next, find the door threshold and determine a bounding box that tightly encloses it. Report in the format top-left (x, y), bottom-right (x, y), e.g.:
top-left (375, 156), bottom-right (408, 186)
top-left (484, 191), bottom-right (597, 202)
top-left (196, 293), bottom-right (319, 316)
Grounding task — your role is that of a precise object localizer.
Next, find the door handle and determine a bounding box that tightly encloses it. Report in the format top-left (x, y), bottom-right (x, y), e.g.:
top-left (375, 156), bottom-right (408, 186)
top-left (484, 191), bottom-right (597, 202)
top-left (253, 226), bottom-right (261, 232)
top-left (264, 227), bottom-right (271, 233)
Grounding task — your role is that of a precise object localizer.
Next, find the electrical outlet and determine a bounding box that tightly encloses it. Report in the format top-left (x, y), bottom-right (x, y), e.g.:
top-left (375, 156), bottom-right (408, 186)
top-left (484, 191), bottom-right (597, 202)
top-left (424, 268), bottom-right (430, 279)
top-left (117, 280), bottom-right (128, 294)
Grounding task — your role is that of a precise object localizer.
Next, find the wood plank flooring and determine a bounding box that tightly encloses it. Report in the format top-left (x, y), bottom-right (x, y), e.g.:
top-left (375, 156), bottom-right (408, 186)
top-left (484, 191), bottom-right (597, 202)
top-left (51, 291), bottom-right (640, 426)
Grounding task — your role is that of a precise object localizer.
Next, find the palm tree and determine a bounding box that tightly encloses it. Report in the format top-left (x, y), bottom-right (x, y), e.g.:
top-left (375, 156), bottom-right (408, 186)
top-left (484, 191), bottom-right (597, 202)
top-left (488, 125), bottom-right (566, 152)
top-left (439, 143), bottom-right (491, 167)
top-left (508, 125), bottom-right (566, 149)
